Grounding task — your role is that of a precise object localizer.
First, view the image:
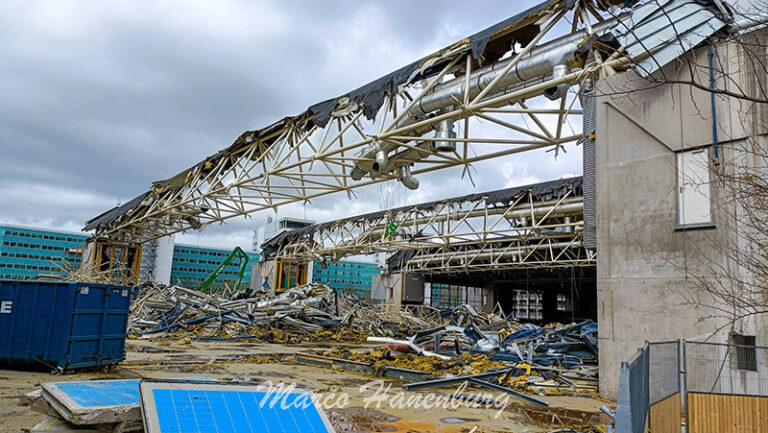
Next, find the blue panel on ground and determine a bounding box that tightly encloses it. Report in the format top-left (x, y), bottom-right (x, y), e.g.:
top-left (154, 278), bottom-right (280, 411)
top-left (57, 380), bottom-right (139, 407)
top-left (53, 378), bottom-right (213, 409)
top-left (151, 389), bottom-right (330, 433)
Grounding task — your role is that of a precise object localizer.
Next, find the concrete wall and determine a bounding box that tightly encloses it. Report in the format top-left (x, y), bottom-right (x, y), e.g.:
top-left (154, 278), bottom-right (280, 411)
top-left (595, 40), bottom-right (767, 398)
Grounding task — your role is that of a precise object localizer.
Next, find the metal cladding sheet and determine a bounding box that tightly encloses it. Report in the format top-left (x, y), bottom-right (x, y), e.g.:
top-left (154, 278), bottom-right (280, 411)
top-left (613, 0), bottom-right (727, 77)
top-left (139, 380), bottom-right (336, 433)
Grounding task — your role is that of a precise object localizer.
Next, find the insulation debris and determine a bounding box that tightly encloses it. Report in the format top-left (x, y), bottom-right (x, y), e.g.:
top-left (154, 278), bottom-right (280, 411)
top-left (324, 348), bottom-right (508, 377)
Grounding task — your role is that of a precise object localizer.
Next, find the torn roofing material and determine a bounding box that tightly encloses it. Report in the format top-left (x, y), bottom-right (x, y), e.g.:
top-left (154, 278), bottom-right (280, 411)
top-left (307, 0), bottom-right (560, 127)
top-left (261, 176), bottom-right (583, 257)
top-left (83, 192), bottom-right (148, 232)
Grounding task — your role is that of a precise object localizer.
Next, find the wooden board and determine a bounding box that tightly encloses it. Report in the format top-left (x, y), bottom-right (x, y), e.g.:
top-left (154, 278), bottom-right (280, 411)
top-left (688, 392), bottom-right (768, 433)
top-left (647, 393), bottom-right (681, 433)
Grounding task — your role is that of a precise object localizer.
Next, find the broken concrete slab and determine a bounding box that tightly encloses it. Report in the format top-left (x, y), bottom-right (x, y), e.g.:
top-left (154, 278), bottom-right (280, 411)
top-left (40, 380), bottom-right (141, 426)
top-left (27, 416), bottom-right (101, 432)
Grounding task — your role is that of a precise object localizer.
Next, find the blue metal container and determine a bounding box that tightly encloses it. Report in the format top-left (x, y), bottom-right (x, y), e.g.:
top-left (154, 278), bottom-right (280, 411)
top-left (0, 280), bottom-right (132, 371)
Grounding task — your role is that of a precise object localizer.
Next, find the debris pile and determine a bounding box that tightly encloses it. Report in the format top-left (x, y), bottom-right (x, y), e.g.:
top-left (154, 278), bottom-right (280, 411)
top-left (353, 306), bottom-right (599, 398)
top-left (126, 282), bottom-right (599, 398)
top-left (324, 347), bottom-right (509, 376)
top-left (127, 283), bottom-right (443, 342)
top-left (367, 304), bottom-right (598, 369)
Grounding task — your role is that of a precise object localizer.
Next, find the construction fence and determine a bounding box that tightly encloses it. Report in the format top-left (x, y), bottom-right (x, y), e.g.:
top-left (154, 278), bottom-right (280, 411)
top-left (615, 339), bottom-right (768, 433)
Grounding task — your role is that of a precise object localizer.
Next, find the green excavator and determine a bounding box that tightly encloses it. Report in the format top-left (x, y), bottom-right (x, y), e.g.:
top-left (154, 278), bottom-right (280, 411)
top-left (198, 246), bottom-right (251, 292)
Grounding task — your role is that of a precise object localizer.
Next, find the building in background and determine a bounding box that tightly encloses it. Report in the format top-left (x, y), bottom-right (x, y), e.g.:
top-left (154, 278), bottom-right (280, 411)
top-left (252, 216), bottom-right (381, 297)
top-left (311, 260), bottom-right (380, 299)
top-left (169, 244), bottom-right (259, 290)
top-left (0, 224), bottom-right (260, 291)
top-left (253, 216), bottom-right (314, 254)
top-left (2, 222), bottom-right (381, 297)
top-left (0, 225), bottom-right (87, 280)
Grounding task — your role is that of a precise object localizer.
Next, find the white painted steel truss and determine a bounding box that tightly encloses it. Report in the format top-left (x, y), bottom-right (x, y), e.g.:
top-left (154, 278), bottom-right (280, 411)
top-left (84, 0), bottom-right (735, 247)
top-left (86, 0), bottom-right (630, 243)
top-left (266, 178), bottom-right (594, 272)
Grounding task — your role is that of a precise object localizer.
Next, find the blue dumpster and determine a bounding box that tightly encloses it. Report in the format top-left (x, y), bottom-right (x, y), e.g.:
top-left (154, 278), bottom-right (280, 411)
top-left (0, 280), bottom-right (132, 371)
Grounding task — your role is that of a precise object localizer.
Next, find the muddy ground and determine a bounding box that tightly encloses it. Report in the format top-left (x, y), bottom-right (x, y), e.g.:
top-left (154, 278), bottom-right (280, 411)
top-left (0, 339), bottom-right (613, 433)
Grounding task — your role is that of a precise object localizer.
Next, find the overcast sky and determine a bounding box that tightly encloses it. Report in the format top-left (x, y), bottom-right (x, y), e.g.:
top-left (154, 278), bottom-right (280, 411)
top-left (0, 0), bottom-right (583, 251)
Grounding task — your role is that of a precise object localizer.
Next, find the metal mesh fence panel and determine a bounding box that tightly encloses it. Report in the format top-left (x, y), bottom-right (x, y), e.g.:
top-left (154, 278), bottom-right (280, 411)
top-left (627, 344), bottom-right (650, 433)
top-left (685, 341), bottom-right (768, 396)
top-left (649, 341), bottom-right (680, 404)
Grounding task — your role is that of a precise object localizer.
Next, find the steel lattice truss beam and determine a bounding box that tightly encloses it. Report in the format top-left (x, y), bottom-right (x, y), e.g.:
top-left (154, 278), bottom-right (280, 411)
top-left (265, 177), bottom-right (593, 272)
top-left (83, 0), bottom-right (734, 243)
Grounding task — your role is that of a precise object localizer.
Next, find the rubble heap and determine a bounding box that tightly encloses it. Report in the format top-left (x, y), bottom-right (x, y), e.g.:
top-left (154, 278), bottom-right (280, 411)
top-left (128, 283), bottom-right (445, 341)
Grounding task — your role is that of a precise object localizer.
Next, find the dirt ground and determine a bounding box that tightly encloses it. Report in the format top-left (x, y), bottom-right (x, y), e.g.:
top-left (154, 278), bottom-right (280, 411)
top-left (0, 339), bottom-right (613, 433)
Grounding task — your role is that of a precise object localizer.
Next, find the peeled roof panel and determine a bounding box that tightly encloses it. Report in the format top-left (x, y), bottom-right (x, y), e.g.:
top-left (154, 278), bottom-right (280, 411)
top-left (613, 0), bottom-right (726, 77)
top-left (634, 17), bottom-right (726, 76)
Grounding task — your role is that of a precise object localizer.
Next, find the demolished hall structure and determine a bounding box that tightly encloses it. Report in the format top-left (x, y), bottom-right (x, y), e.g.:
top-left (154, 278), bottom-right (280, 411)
top-left (79, 0), bottom-right (768, 399)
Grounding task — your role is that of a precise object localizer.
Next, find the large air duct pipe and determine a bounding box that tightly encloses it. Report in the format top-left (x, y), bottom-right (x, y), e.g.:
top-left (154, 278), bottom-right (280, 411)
top-left (433, 107), bottom-right (457, 152)
top-left (398, 164), bottom-right (419, 190)
top-left (351, 18), bottom-right (621, 182)
top-left (372, 144), bottom-right (388, 175)
top-left (544, 64), bottom-right (570, 100)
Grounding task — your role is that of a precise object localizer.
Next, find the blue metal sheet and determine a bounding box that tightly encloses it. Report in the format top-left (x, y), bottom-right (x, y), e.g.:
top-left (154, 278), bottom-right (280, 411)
top-left (140, 381), bottom-right (336, 433)
top-left (0, 280), bottom-right (132, 370)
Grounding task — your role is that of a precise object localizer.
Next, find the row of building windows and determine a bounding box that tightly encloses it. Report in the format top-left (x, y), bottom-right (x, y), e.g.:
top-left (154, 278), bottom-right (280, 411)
top-left (2, 241), bottom-right (76, 252)
top-left (174, 248), bottom-right (229, 257)
top-left (0, 263), bottom-right (60, 271)
top-left (171, 266), bottom-right (245, 277)
top-left (173, 257), bottom-right (246, 266)
top-left (315, 271), bottom-right (369, 277)
top-left (1, 252), bottom-right (80, 262)
top-left (0, 274), bottom-right (31, 280)
top-left (1, 230), bottom-right (85, 243)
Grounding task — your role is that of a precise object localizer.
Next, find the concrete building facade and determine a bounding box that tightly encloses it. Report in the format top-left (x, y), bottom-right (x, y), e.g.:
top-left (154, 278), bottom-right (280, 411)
top-left (595, 37), bottom-right (768, 396)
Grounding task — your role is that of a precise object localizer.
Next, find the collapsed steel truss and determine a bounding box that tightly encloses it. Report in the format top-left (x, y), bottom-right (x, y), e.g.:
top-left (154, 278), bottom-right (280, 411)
top-left (263, 177), bottom-right (592, 272)
top-left (83, 0), bottom-right (734, 249)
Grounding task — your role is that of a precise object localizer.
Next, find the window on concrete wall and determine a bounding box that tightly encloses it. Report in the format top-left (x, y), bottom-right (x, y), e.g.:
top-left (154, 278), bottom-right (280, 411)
top-left (677, 147), bottom-right (713, 227)
top-left (731, 334), bottom-right (757, 372)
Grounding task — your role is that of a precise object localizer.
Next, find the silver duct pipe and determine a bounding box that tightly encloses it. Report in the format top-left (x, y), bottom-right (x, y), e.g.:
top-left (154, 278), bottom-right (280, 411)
top-left (397, 164), bottom-right (419, 190)
top-left (351, 17), bottom-right (622, 183)
top-left (543, 63), bottom-right (570, 100)
top-left (433, 106), bottom-right (457, 152)
top-left (372, 144), bottom-right (388, 175)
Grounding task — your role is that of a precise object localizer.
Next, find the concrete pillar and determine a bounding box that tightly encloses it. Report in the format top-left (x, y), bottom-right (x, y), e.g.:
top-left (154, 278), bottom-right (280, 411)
top-left (153, 235), bottom-right (174, 285)
top-left (482, 283), bottom-right (496, 313)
